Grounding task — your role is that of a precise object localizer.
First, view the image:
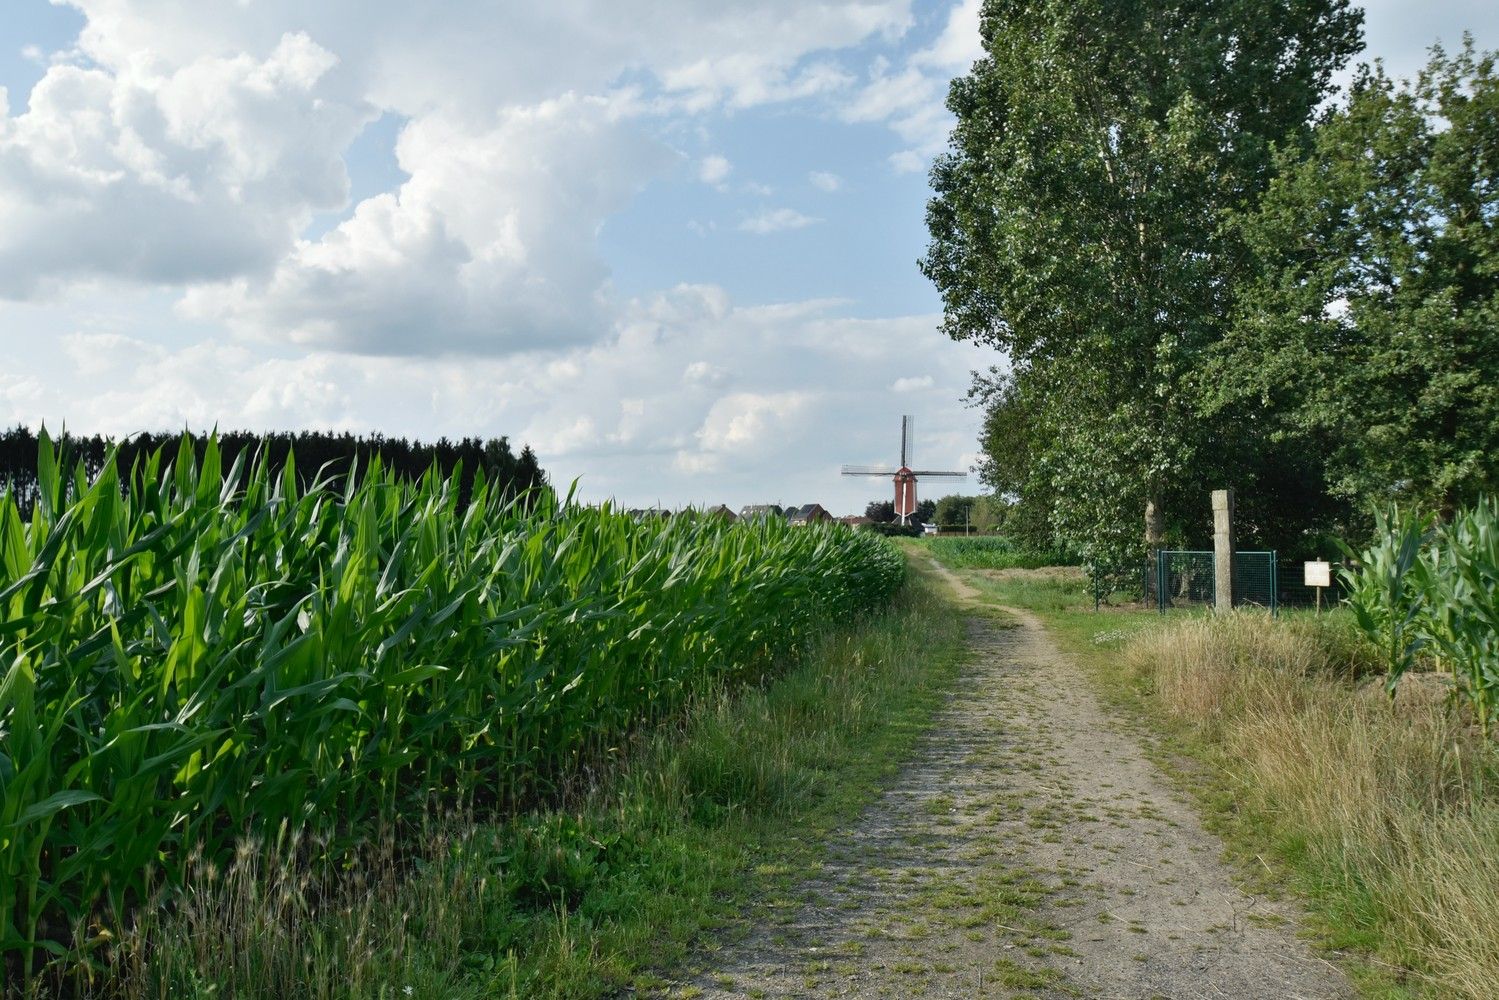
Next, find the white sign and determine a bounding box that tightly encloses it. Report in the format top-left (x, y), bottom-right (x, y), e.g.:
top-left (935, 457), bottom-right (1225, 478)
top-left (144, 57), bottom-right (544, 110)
top-left (1304, 560), bottom-right (1331, 588)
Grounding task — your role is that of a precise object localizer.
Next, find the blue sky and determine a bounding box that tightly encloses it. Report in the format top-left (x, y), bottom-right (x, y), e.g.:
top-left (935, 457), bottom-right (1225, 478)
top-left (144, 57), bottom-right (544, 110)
top-left (1, 2), bottom-right (1495, 512)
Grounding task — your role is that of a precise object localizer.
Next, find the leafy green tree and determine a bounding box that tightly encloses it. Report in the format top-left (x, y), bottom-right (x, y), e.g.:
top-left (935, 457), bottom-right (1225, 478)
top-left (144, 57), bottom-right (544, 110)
top-left (922, 0), bottom-right (1363, 562)
top-left (865, 499), bottom-right (896, 523)
top-left (934, 494), bottom-right (977, 530)
top-left (970, 494), bottom-right (1009, 533)
top-left (1215, 42), bottom-right (1499, 516)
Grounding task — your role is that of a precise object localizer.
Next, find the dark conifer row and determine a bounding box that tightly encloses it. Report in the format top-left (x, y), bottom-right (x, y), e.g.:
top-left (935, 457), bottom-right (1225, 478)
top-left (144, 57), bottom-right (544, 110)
top-left (0, 425), bottom-right (548, 514)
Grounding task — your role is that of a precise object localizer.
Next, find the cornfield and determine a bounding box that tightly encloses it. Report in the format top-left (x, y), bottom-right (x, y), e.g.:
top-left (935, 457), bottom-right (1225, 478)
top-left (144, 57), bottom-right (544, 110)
top-left (0, 432), bottom-right (904, 986)
top-left (1340, 498), bottom-right (1499, 736)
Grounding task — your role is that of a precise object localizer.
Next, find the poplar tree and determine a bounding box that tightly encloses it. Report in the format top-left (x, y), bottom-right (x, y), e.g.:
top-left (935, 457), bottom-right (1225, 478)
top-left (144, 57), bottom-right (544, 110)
top-left (922, 0), bottom-right (1363, 561)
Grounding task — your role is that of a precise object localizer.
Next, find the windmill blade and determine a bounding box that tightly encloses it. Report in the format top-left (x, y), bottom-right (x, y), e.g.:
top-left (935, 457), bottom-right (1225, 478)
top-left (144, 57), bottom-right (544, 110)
top-left (909, 470), bottom-right (967, 477)
top-left (842, 465), bottom-right (899, 476)
top-left (900, 415), bottom-right (914, 467)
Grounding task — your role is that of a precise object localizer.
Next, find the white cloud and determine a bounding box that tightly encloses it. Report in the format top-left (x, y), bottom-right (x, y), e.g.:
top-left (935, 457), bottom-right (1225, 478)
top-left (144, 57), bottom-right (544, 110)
top-left (891, 375), bottom-right (933, 392)
top-left (1, 286), bottom-right (986, 513)
top-left (838, 0), bottom-right (985, 173)
top-left (62, 1), bottom-right (914, 116)
top-left (739, 207), bottom-right (821, 235)
top-left (809, 170), bottom-right (844, 192)
top-left (0, 31), bottom-right (368, 297)
top-left (912, 0), bottom-right (984, 72)
top-left (698, 153), bottom-right (732, 185)
top-left (182, 94), bottom-right (674, 355)
top-left (685, 390), bottom-right (812, 472)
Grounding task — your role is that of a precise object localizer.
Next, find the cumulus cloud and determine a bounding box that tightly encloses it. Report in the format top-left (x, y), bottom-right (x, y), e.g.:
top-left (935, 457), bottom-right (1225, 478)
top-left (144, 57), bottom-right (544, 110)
top-left (891, 375), bottom-right (934, 392)
top-left (739, 207), bottom-right (821, 234)
top-left (62, 0), bottom-right (913, 115)
top-left (0, 0), bottom-right (944, 353)
top-left (182, 93), bottom-right (673, 355)
top-left (0, 32), bottom-right (368, 297)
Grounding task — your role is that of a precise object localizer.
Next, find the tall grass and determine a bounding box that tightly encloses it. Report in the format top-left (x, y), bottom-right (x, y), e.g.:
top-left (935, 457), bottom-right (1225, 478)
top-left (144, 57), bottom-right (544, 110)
top-left (1122, 615), bottom-right (1499, 998)
top-left (0, 431), bottom-right (904, 990)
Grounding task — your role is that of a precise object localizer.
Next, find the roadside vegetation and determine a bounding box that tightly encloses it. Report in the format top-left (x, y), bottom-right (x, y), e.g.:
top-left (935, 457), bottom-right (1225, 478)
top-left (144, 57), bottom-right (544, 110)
top-left (104, 559), bottom-right (967, 999)
top-left (1341, 499), bottom-right (1499, 736)
top-left (923, 541), bottom-right (1499, 1000)
top-left (0, 432), bottom-right (939, 997)
top-left (923, 535), bottom-right (1073, 571)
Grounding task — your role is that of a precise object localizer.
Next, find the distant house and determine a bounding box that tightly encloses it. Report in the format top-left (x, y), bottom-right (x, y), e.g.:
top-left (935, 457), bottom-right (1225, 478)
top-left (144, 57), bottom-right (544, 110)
top-left (706, 504), bottom-right (738, 522)
top-left (840, 515), bottom-right (873, 528)
top-left (626, 507), bottom-right (670, 521)
top-left (738, 504), bottom-right (784, 521)
top-left (786, 503), bottom-right (834, 526)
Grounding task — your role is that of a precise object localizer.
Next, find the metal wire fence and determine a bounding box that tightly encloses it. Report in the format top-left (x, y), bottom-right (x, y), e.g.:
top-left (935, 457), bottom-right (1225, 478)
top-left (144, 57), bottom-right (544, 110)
top-left (1093, 550), bottom-right (1280, 615)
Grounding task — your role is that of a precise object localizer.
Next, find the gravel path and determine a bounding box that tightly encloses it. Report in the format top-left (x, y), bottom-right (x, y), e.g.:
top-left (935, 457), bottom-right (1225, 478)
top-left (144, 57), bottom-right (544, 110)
top-left (666, 558), bottom-right (1349, 999)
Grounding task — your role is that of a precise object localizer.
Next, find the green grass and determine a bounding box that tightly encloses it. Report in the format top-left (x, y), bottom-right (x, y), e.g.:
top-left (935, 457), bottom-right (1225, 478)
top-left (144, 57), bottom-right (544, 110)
top-left (920, 535), bottom-right (1074, 571)
top-left (923, 550), bottom-right (1492, 999)
top-left (95, 555), bottom-right (969, 998)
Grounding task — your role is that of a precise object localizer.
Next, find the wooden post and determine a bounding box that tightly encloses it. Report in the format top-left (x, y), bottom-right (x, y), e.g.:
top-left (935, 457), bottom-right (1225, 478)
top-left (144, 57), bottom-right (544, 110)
top-left (1212, 489), bottom-right (1235, 613)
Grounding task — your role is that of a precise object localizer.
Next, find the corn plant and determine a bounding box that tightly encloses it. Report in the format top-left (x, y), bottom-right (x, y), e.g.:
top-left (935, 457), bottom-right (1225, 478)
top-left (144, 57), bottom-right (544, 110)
top-left (1340, 499), bottom-right (1499, 736)
top-left (1338, 505), bottom-right (1434, 695)
top-left (0, 431), bottom-right (904, 987)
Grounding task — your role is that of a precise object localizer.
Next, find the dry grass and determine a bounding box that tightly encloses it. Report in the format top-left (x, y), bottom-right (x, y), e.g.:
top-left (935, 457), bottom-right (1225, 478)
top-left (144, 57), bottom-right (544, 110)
top-left (1122, 614), bottom-right (1499, 1000)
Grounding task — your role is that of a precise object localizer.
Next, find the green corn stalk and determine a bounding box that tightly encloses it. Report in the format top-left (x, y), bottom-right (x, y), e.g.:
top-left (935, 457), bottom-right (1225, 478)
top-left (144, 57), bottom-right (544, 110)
top-left (1419, 498), bottom-right (1499, 738)
top-left (1340, 499), bottom-right (1499, 738)
top-left (1337, 504), bottom-right (1434, 695)
top-left (0, 430), bottom-right (905, 987)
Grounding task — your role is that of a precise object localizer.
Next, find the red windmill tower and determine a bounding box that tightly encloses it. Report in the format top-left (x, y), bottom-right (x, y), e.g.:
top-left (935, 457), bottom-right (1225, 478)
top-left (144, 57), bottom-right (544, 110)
top-left (842, 415), bottom-right (967, 525)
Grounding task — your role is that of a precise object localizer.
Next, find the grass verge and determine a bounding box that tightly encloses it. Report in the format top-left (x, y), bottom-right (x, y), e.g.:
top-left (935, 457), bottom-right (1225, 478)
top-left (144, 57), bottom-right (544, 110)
top-left (919, 547), bottom-right (1499, 1000)
top-left (92, 555), bottom-right (967, 1000)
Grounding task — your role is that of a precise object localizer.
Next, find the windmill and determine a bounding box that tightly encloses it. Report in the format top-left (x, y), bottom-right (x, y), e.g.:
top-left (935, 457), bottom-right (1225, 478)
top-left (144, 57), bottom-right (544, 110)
top-left (842, 415), bottom-right (967, 525)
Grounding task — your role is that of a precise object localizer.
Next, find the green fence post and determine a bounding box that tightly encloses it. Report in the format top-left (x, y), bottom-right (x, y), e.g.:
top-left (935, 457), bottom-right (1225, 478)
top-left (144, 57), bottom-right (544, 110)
top-left (1156, 549), bottom-right (1165, 613)
top-left (1270, 550), bottom-right (1278, 619)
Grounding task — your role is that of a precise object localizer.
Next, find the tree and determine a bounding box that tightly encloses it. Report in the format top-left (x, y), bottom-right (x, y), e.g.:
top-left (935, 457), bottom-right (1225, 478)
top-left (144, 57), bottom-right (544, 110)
top-left (1215, 42), bottom-right (1499, 517)
top-left (934, 494), bottom-right (977, 530)
top-left (865, 499), bottom-right (896, 523)
top-left (914, 498), bottom-right (938, 525)
top-left (922, 0), bottom-right (1363, 563)
top-left (970, 494), bottom-right (1008, 533)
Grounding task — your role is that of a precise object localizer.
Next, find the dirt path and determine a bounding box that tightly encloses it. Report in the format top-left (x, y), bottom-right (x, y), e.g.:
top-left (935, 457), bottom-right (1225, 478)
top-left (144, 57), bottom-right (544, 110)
top-left (668, 558), bottom-right (1348, 999)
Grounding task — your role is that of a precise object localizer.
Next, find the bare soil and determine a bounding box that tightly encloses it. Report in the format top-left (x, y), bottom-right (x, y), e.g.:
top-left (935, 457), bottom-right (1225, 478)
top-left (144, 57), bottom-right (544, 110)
top-left (662, 559), bottom-right (1349, 999)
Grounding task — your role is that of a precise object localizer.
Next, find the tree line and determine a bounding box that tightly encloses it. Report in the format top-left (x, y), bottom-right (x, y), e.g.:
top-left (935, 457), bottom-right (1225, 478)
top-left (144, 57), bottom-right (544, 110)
top-left (924, 1), bottom-right (1497, 565)
top-left (0, 426), bottom-right (549, 515)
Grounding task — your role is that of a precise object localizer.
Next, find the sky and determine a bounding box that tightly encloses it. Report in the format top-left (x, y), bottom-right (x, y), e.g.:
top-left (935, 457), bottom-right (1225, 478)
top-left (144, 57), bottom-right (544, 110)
top-left (0, 2), bottom-right (1494, 514)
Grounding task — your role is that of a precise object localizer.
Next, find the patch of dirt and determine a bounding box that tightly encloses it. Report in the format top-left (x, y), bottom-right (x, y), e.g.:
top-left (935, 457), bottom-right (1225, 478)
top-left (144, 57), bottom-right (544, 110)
top-left (661, 557), bottom-right (1349, 999)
